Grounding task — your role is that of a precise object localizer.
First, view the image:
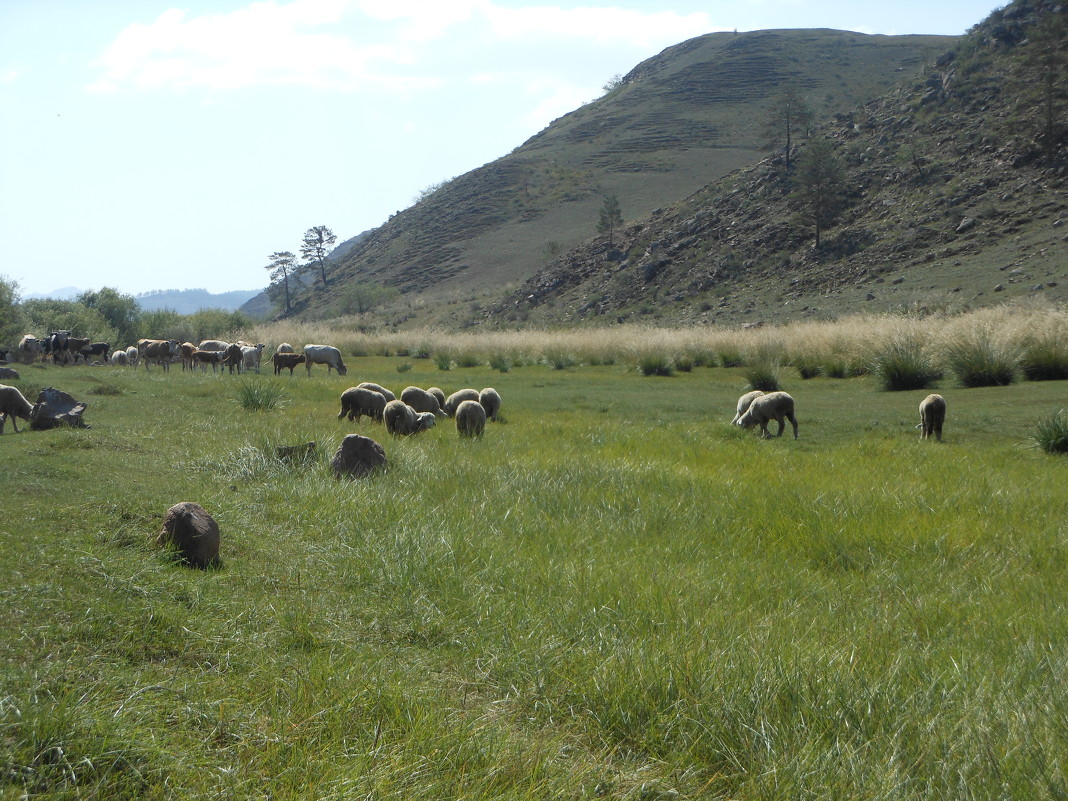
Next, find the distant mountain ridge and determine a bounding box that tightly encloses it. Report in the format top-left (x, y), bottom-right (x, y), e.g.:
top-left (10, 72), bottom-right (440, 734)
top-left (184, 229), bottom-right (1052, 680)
top-left (135, 288), bottom-right (259, 314)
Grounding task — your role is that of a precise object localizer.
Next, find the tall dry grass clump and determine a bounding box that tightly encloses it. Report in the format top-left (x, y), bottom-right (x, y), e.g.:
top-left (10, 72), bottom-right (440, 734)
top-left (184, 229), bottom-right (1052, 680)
top-left (237, 303), bottom-right (1067, 379)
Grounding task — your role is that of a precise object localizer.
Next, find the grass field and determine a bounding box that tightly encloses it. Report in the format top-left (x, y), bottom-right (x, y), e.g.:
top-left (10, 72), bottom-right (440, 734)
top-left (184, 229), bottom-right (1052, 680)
top-left (1, 353), bottom-right (1065, 799)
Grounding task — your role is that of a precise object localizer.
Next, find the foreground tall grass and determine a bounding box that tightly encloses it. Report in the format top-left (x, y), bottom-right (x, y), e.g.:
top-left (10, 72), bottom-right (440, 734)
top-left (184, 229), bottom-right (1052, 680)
top-left (1, 335), bottom-right (1066, 799)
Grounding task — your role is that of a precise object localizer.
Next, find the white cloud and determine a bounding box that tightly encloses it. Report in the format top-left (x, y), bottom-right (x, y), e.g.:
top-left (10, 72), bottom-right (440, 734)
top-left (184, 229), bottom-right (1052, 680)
top-left (0, 67), bottom-right (24, 85)
top-left (87, 1), bottom-right (718, 95)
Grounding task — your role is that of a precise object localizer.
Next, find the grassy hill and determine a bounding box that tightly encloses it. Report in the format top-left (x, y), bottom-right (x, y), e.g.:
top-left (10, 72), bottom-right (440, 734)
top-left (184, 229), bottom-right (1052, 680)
top-left (482, 1), bottom-right (1068, 328)
top-left (266, 28), bottom-right (957, 321)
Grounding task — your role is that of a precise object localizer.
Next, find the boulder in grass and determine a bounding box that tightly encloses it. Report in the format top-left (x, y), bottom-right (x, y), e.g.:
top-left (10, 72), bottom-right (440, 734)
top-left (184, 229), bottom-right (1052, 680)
top-left (29, 387), bottom-right (88, 430)
top-left (158, 502), bottom-right (221, 568)
top-left (331, 434), bottom-right (387, 479)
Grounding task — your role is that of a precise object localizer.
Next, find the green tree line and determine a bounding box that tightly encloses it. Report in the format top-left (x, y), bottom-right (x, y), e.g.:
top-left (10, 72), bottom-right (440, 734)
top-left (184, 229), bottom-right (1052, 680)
top-left (0, 278), bottom-right (252, 349)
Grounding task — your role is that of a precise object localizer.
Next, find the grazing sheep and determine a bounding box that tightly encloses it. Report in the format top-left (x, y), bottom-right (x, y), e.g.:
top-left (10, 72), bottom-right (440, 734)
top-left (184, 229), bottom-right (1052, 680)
top-left (110, 350), bottom-right (128, 366)
top-left (199, 339), bottom-right (231, 352)
top-left (455, 399), bottom-right (487, 438)
top-left (400, 386), bottom-right (445, 416)
top-left (303, 344), bottom-right (347, 376)
top-left (383, 399), bottom-right (437, 436)
top-left (272, 352), bottom-right (305, 376)
top-left (427, 386), bottom-right (446, 409)
top-left (735, 391), bottom-right (798, 439)
top-left (337, 387), bottom-right (387, 422)
top-left (358, 382), bottom-right (397, 402)
top-left (919, 393), bottom-right (947, 441)
top-left (731, 390), bottom-right (765, 425)
top-left (478, 387), bottom-right (501, 421)
top-left (443, 388), bottom-right (480, 417)
top-left (0, 384), bottom-right (34, 434)
top-left (276, 343), bottom-right (294, 354)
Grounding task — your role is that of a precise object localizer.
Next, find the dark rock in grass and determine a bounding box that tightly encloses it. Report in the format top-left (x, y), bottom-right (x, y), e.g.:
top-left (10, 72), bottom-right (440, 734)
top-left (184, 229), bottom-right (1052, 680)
top-left (331, 434), bottom-right (387, 479)
top-left (0, 367), bottom-right (19, 380)
top-left (29, 387), bottom-right (88, 430)
top-left (158, 502), bottom-right (221, 568)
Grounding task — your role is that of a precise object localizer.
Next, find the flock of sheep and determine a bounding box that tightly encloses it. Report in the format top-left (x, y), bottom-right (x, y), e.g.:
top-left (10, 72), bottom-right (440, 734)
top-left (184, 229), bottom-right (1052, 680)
top-left (2, 335), bottom-right (950, 442)
top-left (338, 381), bottom-right (501, 438)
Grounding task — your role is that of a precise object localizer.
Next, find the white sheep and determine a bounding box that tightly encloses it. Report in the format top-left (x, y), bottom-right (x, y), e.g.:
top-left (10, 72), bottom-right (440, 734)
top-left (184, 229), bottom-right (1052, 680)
top-left (337, 387), bottom-right (387, 422)
top-left (735, 391), bottom-right (798, 439)
top-left (0, 384), bottom-right (34, 434)
top-left (383, 399), bottom-right (437, 436)
top-left (125, 345), bottom-right (139, 366)
top-left (443, 388), bottom-right (480, 417)
top-left (919, 393), bottom-right (946, 441)
top-left (110, 350), bottom-right (128, 366)
top-left (357, 382), bottom-right (397, 402)
top-left (478, 387), bottom-right (501, 421)
top-left (731, 390), bottom-right (765, 425)
top-left (455, 399), bottom-right (487, 438)
top-left (275, 343), bottom-right (294, 354)
top-left (401, 386), bottom-right (445, 416)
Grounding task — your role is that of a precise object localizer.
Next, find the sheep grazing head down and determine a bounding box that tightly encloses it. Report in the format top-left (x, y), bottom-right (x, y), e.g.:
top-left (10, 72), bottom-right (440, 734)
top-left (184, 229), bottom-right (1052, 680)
top-left (736, 391), bottom-right (798, 439)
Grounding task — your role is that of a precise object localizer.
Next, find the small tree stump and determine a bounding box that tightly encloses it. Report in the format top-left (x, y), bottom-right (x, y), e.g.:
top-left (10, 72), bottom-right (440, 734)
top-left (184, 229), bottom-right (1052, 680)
top-left (158, 502), bottom-right (221, 568)
top-left (331, 434), bottom-right (387, 479)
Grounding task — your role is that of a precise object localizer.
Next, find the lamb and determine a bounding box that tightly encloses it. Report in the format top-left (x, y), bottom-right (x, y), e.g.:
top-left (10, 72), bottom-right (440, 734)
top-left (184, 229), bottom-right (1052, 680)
top-left (383, 399), bottom-right (437, 436)
top-left (400, 386), bottom-right (445, 416)
top-left (337, 387), bottom-right (387, 422)
top-left (731, 390), bottom-right (765, 425)
top-left (273, 352), bottom-right (305, 376)
top-left (443, 388), bottom-right (480, 417)
top-left (455, 399), bottom-right (487, 438)
top-left (734, 391), bottom-right (798, 439)
top-left (0, 384), bottom-right (34, 434)
top-left (919, 393), bottom-right (947, 441)
top-left (357, 382), bottom-right (396, 402)
top-left (303, 344), bottom-right (347, 376)
top-left (478, 387), bottom-right (501, 421)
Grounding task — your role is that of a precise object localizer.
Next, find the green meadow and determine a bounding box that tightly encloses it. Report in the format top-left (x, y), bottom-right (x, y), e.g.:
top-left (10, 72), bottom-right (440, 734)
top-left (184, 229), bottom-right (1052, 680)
top-left (1, 351), bottom-right (1065, 799)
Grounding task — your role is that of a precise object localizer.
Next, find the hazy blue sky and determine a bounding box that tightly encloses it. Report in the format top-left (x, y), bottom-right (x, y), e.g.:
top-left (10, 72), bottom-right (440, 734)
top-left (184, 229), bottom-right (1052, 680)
top-left (1, 0), bottom-right (1002, 297)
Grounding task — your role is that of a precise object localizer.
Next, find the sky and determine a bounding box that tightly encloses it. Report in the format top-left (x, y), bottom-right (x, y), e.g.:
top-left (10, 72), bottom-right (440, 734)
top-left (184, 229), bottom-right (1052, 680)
top-left (0, 0), bottom-right (1003, 298)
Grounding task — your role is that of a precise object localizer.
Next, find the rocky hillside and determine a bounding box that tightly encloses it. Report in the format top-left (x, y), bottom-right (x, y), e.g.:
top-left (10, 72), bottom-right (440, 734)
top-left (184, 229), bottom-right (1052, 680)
top-left (486, 0), bottom-right (1067, 328)
top-left (270, 28), bottom-right (957, 320)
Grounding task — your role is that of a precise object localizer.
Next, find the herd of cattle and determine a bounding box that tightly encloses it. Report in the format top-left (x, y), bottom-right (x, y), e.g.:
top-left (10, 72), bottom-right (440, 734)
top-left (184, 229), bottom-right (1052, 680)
top-left (6, 332), bottom-right (349, 377)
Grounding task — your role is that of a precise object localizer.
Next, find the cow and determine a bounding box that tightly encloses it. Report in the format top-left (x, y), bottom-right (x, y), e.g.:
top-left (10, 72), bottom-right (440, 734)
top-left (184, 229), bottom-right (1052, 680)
top-left (224, 343), bottom-right (243, 374)
top-left (78, 342), bottom-right (111, 364)
top-left (192, 349), bottom-right (228, 373)
top-left (240, 343), bottom-right (266, 373)
top-left (138, 338), bottom-right (181, 371)
top-left (272, 352), bottom-right (305, 376)
top-left (17, 335), bottom-right (42, 365)
top-left (303, 344), bottom-right (347, 376)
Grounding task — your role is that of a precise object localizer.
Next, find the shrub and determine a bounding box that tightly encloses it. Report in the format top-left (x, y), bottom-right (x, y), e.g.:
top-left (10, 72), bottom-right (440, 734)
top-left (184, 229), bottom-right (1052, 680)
top-left (1020, 334), bottom-right (1068, 381)
top-left (716, 347), bottom-right (745, 368)
top-left (1032, 409), bottom-right (1068, 454)
top-left (456, 353), bottom-right (481, 368)
top-left (545, 352), bottom-right (576, 370)
top-left (396, 362), bottom-right (412, 373)
top-left (236, 381), bottom-right (287, 411)
top-left (945, 334), bottom-right (1017, 387)
top-left (792, 356), bottom-right (823, 380)
top-left (870, 335), bottom-right (942, 391)
top-left (744, 362), bottom-right (780, 392)
top-left (637, 354), bottom-right (674, 376)
top-left (435, 353), bottom-right (452, 371)
top-left (489, 353), bottom-right (512, 373)
top-left (674, 354), bottom-right (694, 373)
